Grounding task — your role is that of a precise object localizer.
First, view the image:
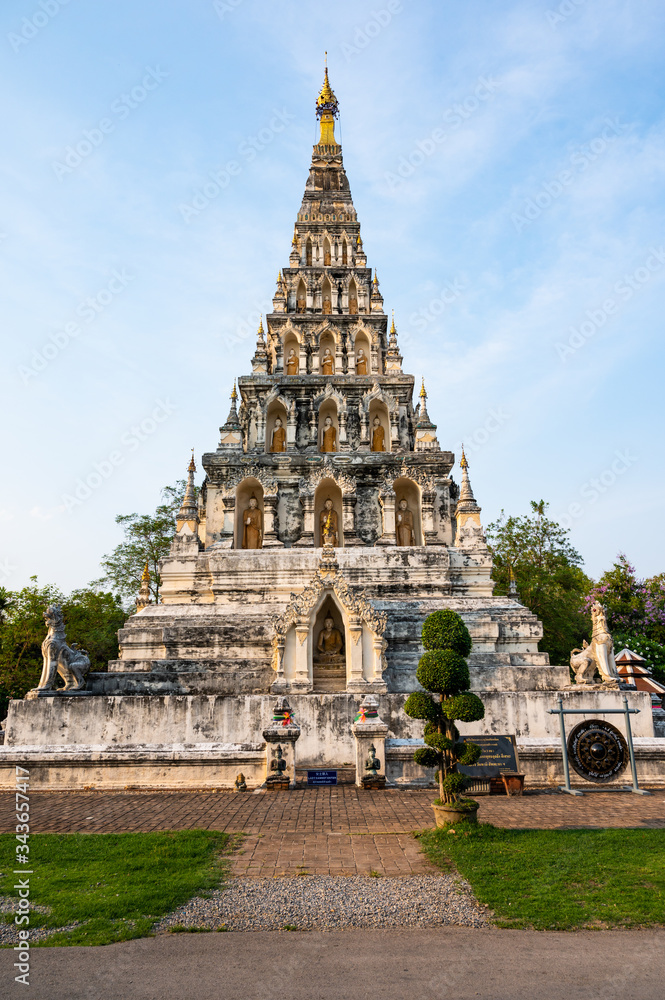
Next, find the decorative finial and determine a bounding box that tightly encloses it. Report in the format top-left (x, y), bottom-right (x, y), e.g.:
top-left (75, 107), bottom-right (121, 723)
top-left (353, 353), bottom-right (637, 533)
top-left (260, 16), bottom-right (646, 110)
top-left (373, 270), bottom-right (379, 287)
top-left (231, 381), bottom-right (238, 402)
top-left (176, 451), bottom-right (199, 526)
top-left (419, 378), bottom-right (427, 400)
top-left (316, 58), bottom-right (339, 146)
top-left (257, 317), bottom-right (265, 339)
top-left (141, 559), bottom-right (150, 583)
top-left (188, 448), bottom-right (196, 473)
top-left (390, 310), bottom-right (396, 335)
top-left (292, 226), bottom-right (297, 247)
top-left (460, 445), bottom-right (468, 470)
top-left (356, 233), bottom-right (362, 247)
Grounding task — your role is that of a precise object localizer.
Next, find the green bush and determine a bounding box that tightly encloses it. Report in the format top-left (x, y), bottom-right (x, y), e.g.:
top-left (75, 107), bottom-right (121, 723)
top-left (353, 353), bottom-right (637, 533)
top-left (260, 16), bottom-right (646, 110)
top-left (404, 608), bottom-right (485, 806)
top-left (416, 649), bottom-right (469, 694)
top-left (421, 610), bottom-right (472, 656)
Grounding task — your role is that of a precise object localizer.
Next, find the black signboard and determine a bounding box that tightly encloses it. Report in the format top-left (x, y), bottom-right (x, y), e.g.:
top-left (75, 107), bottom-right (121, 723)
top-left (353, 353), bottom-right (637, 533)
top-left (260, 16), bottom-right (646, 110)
top-left (458, 734), bottom-right (519, 778)
top-left (307, 769), bottom-right (338, 786)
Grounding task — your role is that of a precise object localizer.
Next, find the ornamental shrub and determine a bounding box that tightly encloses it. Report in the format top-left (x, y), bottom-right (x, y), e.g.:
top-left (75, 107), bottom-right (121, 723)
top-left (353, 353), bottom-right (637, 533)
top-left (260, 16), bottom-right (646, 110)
top-left (421, 609), bottom-right (472, 656)
top-left (404, 609), bottom-right (485, 806)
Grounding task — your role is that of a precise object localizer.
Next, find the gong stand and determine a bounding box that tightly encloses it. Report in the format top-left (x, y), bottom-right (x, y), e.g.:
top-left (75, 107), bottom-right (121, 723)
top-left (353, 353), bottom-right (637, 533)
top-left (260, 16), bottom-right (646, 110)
top-left (547, 696), bottom-right (651, 796)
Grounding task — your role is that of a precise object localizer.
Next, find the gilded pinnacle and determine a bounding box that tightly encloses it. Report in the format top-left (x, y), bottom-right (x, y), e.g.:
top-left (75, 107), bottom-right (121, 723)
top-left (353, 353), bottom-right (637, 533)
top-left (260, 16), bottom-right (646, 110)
top-left (460, 446), bottom-right (468, 470)
top-left (419, 378), bottom-right (427, 401)
top-left (188, 449), bottom-right (196, 474)
top-left (231, 381), bottom-right (238, 401)
top-left (141, 559), bottom-right (150, 583)
top-left (390, 310), bottom-right (396, 335)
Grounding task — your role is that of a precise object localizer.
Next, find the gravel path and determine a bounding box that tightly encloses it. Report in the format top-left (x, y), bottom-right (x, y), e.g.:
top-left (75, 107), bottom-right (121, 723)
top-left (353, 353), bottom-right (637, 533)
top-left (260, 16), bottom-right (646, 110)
top-left (0, 895), bottom-right (83, 945)
top-left (154, 874), bottom-right (490, 932)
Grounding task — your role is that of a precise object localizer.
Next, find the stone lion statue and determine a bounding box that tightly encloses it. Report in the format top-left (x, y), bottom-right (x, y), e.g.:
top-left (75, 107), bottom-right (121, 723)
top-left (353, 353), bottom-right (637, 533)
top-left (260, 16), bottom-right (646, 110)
top-left (36, 605), bottom-right (91, 693)
top-left (570, 601), bottom-right (619, 685)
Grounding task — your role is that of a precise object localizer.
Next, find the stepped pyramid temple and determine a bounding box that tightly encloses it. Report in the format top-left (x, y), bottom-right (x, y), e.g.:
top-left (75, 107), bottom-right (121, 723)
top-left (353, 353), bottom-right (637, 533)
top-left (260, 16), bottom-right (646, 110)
top-left (1, 69), bottom-right (658, 790)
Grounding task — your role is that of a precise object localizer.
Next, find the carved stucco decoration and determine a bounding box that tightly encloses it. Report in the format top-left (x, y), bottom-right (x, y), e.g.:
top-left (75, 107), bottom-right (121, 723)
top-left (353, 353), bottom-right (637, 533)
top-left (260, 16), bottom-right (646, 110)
top-left (298, 458), bottom-right (357, 496)
top-left (271, 566), bottom-right (388, 647)
top-left (361, 382), bottom-right (399, 415)
top-left (379, 459), bottom-right (437, 497)
top-left (220, 464), bottom-right (279, 499)
top-left (263, 386), bottom-right (290, 413)
top-left (312, 382), bottom-right (347, 412)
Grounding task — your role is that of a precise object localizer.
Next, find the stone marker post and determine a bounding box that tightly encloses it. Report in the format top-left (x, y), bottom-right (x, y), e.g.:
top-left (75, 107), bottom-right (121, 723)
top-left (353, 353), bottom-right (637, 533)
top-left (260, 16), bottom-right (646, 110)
top-left (352, 694), bottom-right (389, 788)
top-left (263, 697), bottom-right (301, 789)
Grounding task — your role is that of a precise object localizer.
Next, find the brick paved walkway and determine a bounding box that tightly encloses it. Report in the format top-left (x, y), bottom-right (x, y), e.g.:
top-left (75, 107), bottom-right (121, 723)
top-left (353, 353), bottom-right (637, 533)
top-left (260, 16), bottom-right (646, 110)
top-left (1, 786), bottom-right (663, 836)
top-left (231, 832), bottom-right (434, 877)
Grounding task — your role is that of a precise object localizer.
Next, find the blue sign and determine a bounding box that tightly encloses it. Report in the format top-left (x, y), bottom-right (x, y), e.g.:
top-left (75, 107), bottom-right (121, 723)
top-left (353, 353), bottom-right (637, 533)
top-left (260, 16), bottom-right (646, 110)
top-left (307, 769), bottom-right (337, 785)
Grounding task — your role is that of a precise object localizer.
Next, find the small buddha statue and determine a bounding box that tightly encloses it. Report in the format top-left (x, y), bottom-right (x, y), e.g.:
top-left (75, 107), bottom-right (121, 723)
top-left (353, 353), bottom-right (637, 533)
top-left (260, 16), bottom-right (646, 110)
top-left (270, 416), bottom-right (286, 453)
top-left (269, 745), bottom-right (287, 780)
top-left (286, 348), bottom-right (299, 375)
top-left (365, 745), bottom-right (381, 779)
top-left (321, 416), bottom-right (337, 453)
top-left (322, 296), bottom-right (332, 315)
top-left (242, 495), bottom-right (263, 549)
top-left (319, 498), bottom-right (338, 546)
top-left (355, 348), bottom-right (368, 375)
top-left (296, 294), bottom-right (306, 313)
top-left (321, 348), bottom-right (335, 375)
top-left (316, 615), bottom-right (344, 659)
top-left (371, 416), bottom-right (385, 452)
top-left (234, 772), bottom-right (247, 792)
top-left (396, 498), bottom-right (414, 547)
top-left (349, 295), bottom-right (358, 315)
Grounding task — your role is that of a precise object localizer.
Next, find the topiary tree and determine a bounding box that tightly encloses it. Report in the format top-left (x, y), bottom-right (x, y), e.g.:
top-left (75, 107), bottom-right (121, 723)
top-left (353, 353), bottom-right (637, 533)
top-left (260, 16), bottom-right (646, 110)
top-left (404, 610), bottom-right (485, 806)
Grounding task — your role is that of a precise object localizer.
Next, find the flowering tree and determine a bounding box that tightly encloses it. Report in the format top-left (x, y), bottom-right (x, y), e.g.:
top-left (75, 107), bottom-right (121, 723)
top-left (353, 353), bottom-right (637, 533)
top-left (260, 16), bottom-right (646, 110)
top-left (585, 554), bottom-right (665, 645)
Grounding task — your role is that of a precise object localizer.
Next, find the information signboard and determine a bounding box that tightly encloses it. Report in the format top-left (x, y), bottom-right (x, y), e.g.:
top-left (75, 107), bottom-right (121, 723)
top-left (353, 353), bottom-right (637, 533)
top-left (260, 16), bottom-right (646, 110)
top-left (457, 734), bottom-right (519, 778)
top-left (307, 769), bottom-right (338, 786)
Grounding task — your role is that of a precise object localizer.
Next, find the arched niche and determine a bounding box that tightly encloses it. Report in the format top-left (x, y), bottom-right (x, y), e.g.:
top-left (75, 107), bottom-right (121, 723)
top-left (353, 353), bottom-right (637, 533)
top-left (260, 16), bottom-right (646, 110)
top-left (296, 279), bottom-right (306, 314)
top-left (354, 330), bottom-right (370, 375)
top-left (314, 478), bottom-right (343, 546)
top-left (392, 477), bottom-right (423, 546)
top-left (284, 331), bottom-right (301, 375)
top-left (369, 400), bottom-right (390, 453)
top-left (321, 275), bottom-right (333, 316)
top-left (311, 593), bottom-right (347, 693)
top-left (323, 236), bottom-right (331, 267)
top-left (318, 401), bottom-right (339, 455)
top-left (305, 238), bottom-right (312, 267)
top-left (265, 400), bottom-right (288, 454)
top-left (342, 240), bottom-right (348, 265)
top-left (348, 277), bottom-right (358, 315)
top-left (319, 329), bottom-right (336, 374)
top-left (235, 478), bottom-right (265, 549)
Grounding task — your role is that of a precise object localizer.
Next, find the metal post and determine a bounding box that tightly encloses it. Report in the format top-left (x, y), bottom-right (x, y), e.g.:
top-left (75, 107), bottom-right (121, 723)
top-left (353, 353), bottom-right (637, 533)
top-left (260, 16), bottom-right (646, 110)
top-left (556, 696), bottom-right (583, 796)
top-left (622, 695), bottom-right (651, 796)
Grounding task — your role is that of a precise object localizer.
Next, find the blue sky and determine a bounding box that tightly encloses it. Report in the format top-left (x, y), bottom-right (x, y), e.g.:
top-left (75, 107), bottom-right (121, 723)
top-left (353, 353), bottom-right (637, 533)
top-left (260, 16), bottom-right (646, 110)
top-left (1, 0), bottom-right (664, 594)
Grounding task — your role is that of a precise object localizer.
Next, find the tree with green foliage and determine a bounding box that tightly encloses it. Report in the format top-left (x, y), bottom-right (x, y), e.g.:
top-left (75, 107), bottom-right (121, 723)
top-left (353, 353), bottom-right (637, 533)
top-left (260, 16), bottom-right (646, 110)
top-left (94, 480), bottom-right (192, 604)
top-left (0, 579), bottom-right (127, 719)
top-left (486, 500), bottom-right (592, 665)
top-left (404, 609), bottom-right (485, 806)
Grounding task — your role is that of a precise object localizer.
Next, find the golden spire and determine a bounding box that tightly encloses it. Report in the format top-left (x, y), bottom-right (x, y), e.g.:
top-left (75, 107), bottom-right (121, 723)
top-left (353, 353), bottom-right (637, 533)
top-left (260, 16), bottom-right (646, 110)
top-left (231, 381), bottom-right (238, 402)
top-left (188, 448), bottom-right (196, 474)
top-left (315, 55), bottom-right (339, 147)
top-left (141, 559), bottom-right (150, 583)
top-left (356, 233), bottom-right (362, 246)
top-left (460, 445), bottom-right (468, 470)
top-left (292, 226), bottom-right (297, 247)
top-left (257, 317), bottom-right (265, 339)
top-left (419, 377), bottom-right (427, 401)
top-left (373, 270), bottom-right (379, 287)
top-left (390, 310), bottom-right (396, 335)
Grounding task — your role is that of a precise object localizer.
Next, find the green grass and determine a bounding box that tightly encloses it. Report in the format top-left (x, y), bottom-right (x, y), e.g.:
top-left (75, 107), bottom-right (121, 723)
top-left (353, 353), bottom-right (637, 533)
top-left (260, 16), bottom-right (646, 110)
top-left (0, 830), bottom-right (230, 946)
top-left (418, 824), bottom-right (665, 930)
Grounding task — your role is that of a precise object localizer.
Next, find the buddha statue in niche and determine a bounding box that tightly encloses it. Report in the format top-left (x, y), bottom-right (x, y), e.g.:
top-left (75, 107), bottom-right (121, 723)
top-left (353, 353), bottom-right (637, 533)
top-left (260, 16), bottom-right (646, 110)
top-left (319, 497), bottom-right (339, 546)
top-left (396, 498), bottom-right (414, 547)
top-left (321, 348), bottom-right (335, 375)
top-left (286, 348), bottom-right (299, 375)
top-left (322, 296), bottom-right (332, 315)
top-left (321, 416), bottom-right (337, 453)
top-left (270, 416), bottom-right (286, 453)
top-left (242, 496), bottom-right (263, 549)
top-left (371, 415), bottom-right (385, 452)
top-left (355, 348), bottom-right (368, 375)
top-left (296, 292), bottom-right (306, 313)
top-left (316, 615), bottom-right (344, 661)
top-left (349, 294), bottom-right (358, 314)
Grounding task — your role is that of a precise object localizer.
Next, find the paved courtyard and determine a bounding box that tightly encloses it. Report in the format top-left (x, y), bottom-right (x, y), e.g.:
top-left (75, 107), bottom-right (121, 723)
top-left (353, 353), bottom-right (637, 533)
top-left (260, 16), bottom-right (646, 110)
top-left (1, 786), bottom-right (663, 877)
